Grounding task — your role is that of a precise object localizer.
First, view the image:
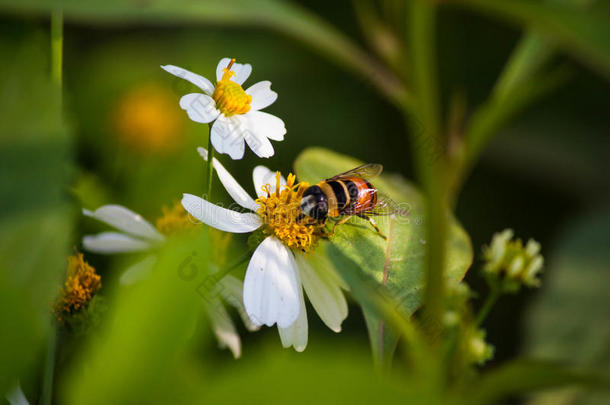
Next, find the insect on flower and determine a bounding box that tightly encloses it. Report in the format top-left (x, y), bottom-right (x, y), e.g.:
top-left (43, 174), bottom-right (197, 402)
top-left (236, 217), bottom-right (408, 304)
top-left (299, 164), bottom-right (408, 239)
top-left (182, 147), bottom-right (350, 351)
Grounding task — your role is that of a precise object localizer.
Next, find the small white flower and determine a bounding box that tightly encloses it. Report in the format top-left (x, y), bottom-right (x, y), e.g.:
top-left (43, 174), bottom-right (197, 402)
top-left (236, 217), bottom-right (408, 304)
top-left (181, 147), bottom-right (349, 352)
top-left (162, 58), bottom-right (286, 160)
top-left (82, 203), bottom-right (257, 358)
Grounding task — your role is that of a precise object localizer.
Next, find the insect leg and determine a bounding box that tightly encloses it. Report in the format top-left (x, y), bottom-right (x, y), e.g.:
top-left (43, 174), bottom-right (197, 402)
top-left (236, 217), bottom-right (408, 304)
top-left (358, 214), bottom-right (387, 239)
top-left (328, 215), bottom-right (353, 237)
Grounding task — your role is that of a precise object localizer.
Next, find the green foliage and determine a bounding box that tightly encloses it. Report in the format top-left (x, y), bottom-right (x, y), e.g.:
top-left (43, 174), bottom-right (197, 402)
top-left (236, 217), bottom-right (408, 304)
top-left (62, 234), bottom-right (212, 405)
top-left (0, 34), bottom-right (73, 394)
top-left (522, 211), bottom-right (610, 404)
top-left (453, 0), bottom-right (610, 78)
top-left (294, 147), bottom-right (473, 365)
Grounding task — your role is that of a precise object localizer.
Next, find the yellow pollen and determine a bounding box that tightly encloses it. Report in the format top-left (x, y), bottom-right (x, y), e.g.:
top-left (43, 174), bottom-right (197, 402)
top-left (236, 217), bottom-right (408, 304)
top-left (255, 172), bottom-right (325, 253)
top-left (212, 58), bottom-right (252, 116)
top-left (55, 253), bottom-right (101, 321)
top-left (156, 202), bottom-right (197, 236)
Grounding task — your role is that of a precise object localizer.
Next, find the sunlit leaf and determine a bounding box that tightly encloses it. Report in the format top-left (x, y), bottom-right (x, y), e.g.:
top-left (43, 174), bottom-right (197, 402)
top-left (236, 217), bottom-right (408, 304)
top-left (63, 234), bottom-right (213, 405)
top-left (294, 148), bottom-right (473, 365)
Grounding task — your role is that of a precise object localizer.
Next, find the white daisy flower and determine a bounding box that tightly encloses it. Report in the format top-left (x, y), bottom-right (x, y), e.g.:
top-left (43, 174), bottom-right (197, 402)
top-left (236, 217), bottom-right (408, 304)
top-left (82, 202), bottom-right (257, 358)
top-left (161, 58), bottom-right (286, 160)
top-left (181, 147), bottom-right (349, 352)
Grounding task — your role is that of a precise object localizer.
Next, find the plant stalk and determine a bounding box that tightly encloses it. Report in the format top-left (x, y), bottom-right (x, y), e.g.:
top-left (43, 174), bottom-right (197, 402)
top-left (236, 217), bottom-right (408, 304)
top-left (206, 124), bottom-right (214, 199)
top-left (51, 10), bottom-right (63, 90)
top-left (475, 286), bottom-right (501, 327)
top-left (41, 325), bottom-right (57, 405)
top-left (407, 0), bottom-right (447, 337)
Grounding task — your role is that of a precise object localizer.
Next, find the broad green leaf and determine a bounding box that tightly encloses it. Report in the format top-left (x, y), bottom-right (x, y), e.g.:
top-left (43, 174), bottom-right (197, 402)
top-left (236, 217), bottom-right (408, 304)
top-left (522, 211), bottom-right (610, 405)
top-left (294, 148), bottom-right (473, 365)
top-left (452, 0), bottom-right (610, 79)
top-left (458, 359), bottom-right (601, 405)
top-left (0, 34), bottom-right (72, 394)
top-left (63, 234), bottom-right (212, 405)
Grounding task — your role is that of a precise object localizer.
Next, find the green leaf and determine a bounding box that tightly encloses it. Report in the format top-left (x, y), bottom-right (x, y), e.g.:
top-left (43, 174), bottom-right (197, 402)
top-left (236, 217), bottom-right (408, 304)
top-left (0, 33), bottom-right (73, 393)
top-left (459, 359), bottom-right (602, 405)
top-left (294, 147), bottom-right (473, 365)
top-left (452, 0), bottom-right (610, 79)
top-left (63, 234), bottom-right (212, 405)
top-left (522, 210), bottom-right (610, 405)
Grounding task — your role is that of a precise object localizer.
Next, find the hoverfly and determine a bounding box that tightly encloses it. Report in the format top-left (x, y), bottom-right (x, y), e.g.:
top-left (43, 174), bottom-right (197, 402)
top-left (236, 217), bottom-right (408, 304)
top-left (299, 164), bottom-right (408, 239)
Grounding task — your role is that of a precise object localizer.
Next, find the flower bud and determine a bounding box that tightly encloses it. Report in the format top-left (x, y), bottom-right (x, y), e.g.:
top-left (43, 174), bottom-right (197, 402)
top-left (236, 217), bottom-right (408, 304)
top-left (482, 229), bottom-right (544, 291)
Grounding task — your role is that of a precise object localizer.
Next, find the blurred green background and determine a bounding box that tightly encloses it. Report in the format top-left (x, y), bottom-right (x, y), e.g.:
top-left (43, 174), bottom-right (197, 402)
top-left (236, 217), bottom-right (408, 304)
top-left (0, 0), bottom-right (608, 404)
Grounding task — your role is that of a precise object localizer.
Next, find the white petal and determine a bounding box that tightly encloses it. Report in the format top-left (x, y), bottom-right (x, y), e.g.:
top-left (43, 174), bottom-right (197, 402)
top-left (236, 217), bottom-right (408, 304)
top-left (83, 205), bottom-right (163, 241)
top-left (120, 255), bottom-right (156, 285)
top-left (243, 121), bottom-right (275, 158)
top-left (83, 232), bottom-right (152, 254)
top-left (210, 116), bottom-right (246, 160)
top-left (217, 274), bottom-right (260, 331)
top-left (179, 93), bottom-right (220, 124)
top-left (296, 253), bottom-right (348, 332)
top-left (205, 296), bottom-right (242, 358)
top-left (216, 57), bottom-right (252, 85)
top-left (246, 81), bottom-right (278, 111)
top-left (5, 383), bottom-right (29, 405)
top-left (181, 194), bottom-right (261, 233)
top-left (244, 111), bottom-right (286, 141)
top-left (252, 165), bottom-right (286, 198)
top-left (278, 279), bottom-right (308, 352)
top-left (197, 147), bottom-right (258, 211)
top-left (243, 237), bottom-right (300, 328)
top-left (161, 64), bottom-right (215, 95)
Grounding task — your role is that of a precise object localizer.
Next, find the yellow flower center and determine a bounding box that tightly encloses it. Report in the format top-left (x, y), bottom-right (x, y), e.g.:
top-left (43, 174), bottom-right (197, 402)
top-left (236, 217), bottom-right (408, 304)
top-left (212, 59), bottom-right (252, 116)
top-left (55, 253), bottom-right (101, 320)
top-left (156, 202), bottom-right (197, 236)
top-left (255, 172), bottom-right (326, 253)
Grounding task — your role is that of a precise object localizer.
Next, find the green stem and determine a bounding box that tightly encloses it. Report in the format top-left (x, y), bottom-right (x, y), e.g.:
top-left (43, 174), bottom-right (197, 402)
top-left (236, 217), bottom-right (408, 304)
top-left (42, 12), bottom-right (62, 404)
top-left (475, 286), bottom-right (501, 327)
top-left (41, 325), bottom-right (57, 405)
top-left (206, 124), bottom-right (214, 199)
top-left (407, 0), bottom-right (446, 337)
top-left (51, 10), bottom-right (63, 89)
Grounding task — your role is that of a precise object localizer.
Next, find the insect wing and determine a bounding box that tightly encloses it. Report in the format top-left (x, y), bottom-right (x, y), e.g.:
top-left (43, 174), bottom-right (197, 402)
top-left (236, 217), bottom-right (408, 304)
top-left (327, 163), bottom-right (383, 181)
top-left (358, 191), bottom-right (410, 217)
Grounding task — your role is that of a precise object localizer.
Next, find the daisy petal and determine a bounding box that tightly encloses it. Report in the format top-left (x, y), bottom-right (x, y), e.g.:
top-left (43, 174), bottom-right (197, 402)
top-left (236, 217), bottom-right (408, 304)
top-left (211, 116), bottom-right (246, 160)
top-left (243, 125), bottom-right (274, 158)
top-left (83, 205), bottom-right (163, 241)
top-left (161, 64), bottom-right (215, 95)
top-left (243, 237), bottom-right (300, 328)
top-left (83, 232), bottom-right (152, 254)
top-left (179, 93), bottom-right (220, 123)
top-left (244, 111), bottom-right (286, 141)
top-left (252, 165), bottom-right (286, 198)
top-left (278, 283), bottom-right (308, 352)
top-left (216, 57), bottom-right (252, 85)
top-left (181, 194), bottom-right (261, 233)
top-left (120, 255), bottom-right (156, 285)
top-left (6, 383), bottom-right (29, 405)
top-left (246, 81), bottom-right (278, 111)
top-left (197, 147), bottom-right (258, 211)
top-left (296, 253), bottom-right (348, 332)
top-left (217, 274), bottom-right (260, 331)
top-left (205, 296), bottom-right (242, 358)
